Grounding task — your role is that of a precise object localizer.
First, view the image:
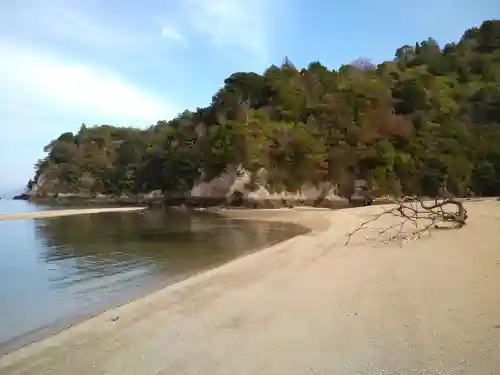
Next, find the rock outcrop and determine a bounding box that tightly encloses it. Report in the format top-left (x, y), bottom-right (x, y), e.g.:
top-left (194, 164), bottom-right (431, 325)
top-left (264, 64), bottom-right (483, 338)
top-left (188, 165), bottom-right (346, 208)
top-left (23, 164), bottom-right (350, 209)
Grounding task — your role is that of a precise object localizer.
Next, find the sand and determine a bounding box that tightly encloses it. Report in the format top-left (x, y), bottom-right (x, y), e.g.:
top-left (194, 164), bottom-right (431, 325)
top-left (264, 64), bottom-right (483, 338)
top-left (0, 207), bottom-right (147, 221)
top-left (1, 200), bottom-right (500, 374)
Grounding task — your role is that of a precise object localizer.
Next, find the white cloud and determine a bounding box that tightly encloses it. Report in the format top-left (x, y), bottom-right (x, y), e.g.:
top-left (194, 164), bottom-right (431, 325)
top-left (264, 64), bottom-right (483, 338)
top-left (0, 41), bottom-right (174, 125)
top-left (169, 0), bottom-right (276, 61)
top-left (161, 25), bottom-right (186, 44)
top-left (1, 0), bottom-right (279, 62)
top-left (0, 1), bottom-right (147, 53)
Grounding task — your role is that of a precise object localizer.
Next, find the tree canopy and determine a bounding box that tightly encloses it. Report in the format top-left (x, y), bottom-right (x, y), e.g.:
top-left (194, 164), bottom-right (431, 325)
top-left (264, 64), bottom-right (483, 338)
top-left (32, 20), bottom-right (500, 198)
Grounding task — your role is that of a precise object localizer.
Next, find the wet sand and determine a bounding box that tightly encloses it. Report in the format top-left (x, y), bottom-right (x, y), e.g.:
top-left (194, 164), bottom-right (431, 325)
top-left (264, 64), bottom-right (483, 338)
top-left (0, 207), bottom-right (147, 221)
top-left (1, 201), bottom-right (500, 374)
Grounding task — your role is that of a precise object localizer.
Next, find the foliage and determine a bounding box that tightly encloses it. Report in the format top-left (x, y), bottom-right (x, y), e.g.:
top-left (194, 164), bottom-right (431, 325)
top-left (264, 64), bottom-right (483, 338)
top-left (33, 21), bottom-right (500, 197)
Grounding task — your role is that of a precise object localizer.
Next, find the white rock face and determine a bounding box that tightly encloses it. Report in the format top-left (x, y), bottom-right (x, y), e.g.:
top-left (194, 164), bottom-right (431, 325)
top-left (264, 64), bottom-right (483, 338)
top-left (143, 190), bottom-right (164, 199)
top-left (27, 184), bottom-right (39, 197)
top-left (190, 167), bottom-right (240, 198)
top-left (189, 165), bottom-right (343, 202)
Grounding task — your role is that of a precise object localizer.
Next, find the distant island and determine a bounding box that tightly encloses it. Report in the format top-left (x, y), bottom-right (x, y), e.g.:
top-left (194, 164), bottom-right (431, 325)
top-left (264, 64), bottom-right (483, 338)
top-left (19, 20), bottom-right (500, 207)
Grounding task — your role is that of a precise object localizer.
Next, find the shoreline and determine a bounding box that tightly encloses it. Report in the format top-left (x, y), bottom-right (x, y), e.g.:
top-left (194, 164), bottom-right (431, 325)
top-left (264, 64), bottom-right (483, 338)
top-left (0, 207), bottom-right (309, 357)
top-left (0, 206), bottom-right (147, 221)
top-left (1, 201), bottom-right (500, 373)
top-left (0, 207), bottom-right (329, 361)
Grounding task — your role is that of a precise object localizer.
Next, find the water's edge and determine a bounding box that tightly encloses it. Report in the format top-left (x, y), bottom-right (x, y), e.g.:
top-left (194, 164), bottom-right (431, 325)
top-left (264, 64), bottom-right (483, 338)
top-left (0, 214), bottom-right (309, 356)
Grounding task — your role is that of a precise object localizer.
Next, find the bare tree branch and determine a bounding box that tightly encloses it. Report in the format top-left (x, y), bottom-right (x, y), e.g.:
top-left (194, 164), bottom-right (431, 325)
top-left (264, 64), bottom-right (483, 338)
top-left (345, 196), bottom-right (468, 245)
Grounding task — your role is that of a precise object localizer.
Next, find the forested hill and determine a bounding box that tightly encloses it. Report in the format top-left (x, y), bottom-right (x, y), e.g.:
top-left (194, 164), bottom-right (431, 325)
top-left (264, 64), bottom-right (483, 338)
top-left (31, 20), bottom-right (500, 199)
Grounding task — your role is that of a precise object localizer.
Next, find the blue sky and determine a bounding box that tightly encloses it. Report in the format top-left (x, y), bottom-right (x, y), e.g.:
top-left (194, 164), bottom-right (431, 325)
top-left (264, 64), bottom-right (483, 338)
top-left (0, 0), bottom-right (498, 192)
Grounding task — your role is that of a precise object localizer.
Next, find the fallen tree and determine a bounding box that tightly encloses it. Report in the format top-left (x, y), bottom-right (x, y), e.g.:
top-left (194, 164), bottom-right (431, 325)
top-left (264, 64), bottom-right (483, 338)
top-left (345, 196), bottom-right (468, 245)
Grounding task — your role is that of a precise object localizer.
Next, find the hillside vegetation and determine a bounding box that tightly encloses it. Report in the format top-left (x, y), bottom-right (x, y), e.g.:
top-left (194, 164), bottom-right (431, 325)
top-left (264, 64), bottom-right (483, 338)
top-left (31, 21), bottom-right (500, 200)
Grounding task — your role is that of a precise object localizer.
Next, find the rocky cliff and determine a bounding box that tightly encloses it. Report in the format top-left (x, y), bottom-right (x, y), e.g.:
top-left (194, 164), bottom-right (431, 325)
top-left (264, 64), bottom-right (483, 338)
top-left (24, 164), bottom-right (348, 208)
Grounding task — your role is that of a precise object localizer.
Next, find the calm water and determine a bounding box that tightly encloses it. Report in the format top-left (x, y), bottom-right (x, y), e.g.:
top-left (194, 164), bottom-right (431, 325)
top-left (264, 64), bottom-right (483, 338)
top-left (0, 201), bottom-right (306, 354)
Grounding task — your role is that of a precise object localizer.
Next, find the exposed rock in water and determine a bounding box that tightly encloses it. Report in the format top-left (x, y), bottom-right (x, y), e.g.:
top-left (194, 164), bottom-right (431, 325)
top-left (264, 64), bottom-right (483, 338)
top-left (13, 193), bottom-right (29, 200)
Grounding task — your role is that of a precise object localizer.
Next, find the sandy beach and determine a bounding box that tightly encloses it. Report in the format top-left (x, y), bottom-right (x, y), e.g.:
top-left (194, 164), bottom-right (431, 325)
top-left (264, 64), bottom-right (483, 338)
top-left (0, 207), bottom-right (147, 221)
top-left (1, 200), bottom-right (500, 374)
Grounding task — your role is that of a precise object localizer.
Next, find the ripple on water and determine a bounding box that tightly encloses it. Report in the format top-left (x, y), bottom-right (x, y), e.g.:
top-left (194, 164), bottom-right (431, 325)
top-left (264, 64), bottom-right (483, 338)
top-left (0, 203), bottom-right (306, 354)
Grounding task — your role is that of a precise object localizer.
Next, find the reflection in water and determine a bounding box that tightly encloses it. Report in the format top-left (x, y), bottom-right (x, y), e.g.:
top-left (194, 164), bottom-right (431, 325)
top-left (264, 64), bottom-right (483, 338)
top-left (0, 207), bottom-right (306, 354)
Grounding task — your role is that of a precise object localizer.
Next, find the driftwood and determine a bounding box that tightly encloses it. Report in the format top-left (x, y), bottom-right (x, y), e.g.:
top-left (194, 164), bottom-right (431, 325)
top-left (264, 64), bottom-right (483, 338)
top-left (345, 196), bottom-right (468, 245)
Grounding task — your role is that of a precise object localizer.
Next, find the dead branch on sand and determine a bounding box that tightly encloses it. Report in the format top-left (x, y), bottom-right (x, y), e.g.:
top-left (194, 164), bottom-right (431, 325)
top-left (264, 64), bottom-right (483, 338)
top-left (345, 197), bottom-right (468, 245)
